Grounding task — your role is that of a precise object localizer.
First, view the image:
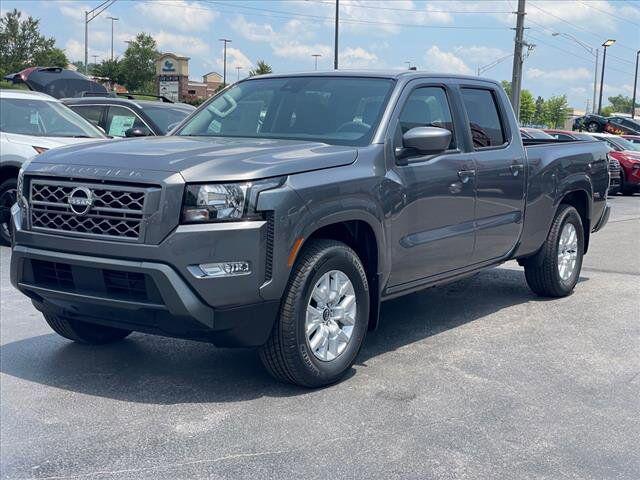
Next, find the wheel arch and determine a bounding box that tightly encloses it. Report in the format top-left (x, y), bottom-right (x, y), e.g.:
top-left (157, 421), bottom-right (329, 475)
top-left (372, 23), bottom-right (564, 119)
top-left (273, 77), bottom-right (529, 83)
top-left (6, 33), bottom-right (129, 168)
top-left (557, 188), bottom-right (591, 254)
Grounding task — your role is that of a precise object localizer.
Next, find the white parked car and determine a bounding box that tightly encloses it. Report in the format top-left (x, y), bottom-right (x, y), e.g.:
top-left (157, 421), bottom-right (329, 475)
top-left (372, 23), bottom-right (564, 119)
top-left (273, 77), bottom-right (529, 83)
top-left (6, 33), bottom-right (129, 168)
top-left (0, 89), bottom-right (107, 244)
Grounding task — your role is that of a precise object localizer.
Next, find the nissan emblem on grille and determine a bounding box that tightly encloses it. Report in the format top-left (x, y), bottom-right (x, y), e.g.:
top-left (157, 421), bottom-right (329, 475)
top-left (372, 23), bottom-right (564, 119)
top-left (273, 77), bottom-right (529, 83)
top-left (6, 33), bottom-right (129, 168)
top-left (68, 187), bottom-right (93, 215)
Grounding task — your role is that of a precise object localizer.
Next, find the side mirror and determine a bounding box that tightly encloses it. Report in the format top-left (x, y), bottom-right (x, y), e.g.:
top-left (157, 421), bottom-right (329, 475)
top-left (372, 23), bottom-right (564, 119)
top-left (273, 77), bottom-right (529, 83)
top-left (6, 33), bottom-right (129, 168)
top-left (124, 126), bottom-right (151, 137)
top-left (401, 126), bottom-right (452, 158)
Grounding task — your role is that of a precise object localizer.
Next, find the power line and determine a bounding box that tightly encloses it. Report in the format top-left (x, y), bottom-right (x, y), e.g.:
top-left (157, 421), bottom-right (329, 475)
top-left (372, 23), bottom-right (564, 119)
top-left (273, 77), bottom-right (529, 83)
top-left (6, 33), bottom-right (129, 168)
top-left (577, 0), bottom-right (640, 27)
top-left (308, 0), bottom-right (513, 14)
top-left (528, 2), bottom-right (638, 53)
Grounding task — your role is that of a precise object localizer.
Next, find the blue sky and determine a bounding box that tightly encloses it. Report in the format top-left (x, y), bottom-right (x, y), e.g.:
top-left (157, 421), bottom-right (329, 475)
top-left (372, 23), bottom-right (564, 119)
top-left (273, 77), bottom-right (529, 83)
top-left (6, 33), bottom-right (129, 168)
top-left (3, 0), bottom-right (639, 109)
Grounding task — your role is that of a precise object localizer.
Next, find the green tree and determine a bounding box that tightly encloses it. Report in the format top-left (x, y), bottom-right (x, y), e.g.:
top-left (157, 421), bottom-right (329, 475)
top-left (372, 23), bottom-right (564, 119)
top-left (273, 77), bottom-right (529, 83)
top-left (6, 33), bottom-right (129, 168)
top-left (519, 90), bottom-right (535, 125)
top-left (543, 95), bottom-right (571, 128)
top-left (606, 95), bottom-right (637, 114)
top-left (501, 80), bottom-right (512, 99)
top-left (249, 60), bottom-right (272, 77)
top-left (119, 33), bottom-right (158, 92)
top-left (92, 59), bottom-right (123, 84)
top-left (600, 105), bottom-right (615, 117)
top-left (0, 9), bottom-right (68, 77)
top-left (533, 96), bottom-right (545, 126)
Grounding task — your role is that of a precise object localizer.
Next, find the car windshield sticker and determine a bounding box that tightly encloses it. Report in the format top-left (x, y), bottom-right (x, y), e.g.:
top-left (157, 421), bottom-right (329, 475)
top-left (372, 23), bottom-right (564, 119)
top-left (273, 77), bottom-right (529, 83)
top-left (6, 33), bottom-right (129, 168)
top-left (109, 115), bottom-right (135, 136)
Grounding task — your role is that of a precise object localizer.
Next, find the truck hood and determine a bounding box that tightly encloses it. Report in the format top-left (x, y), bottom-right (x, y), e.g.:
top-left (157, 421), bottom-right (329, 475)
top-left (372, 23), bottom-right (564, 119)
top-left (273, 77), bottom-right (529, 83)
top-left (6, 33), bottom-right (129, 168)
top-left (31, 136), bottom-right (358, 182)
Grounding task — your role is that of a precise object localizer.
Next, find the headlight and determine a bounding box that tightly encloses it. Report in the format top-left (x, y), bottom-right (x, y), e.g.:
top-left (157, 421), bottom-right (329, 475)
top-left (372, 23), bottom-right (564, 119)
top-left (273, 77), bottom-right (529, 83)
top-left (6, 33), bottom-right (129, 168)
top-left (181, 178), bottom-right (283, 223)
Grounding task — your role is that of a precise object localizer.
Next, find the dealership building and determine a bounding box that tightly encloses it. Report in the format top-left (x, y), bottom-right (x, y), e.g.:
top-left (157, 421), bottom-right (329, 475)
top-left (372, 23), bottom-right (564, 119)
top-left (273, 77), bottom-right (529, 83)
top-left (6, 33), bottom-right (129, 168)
top-left (156, 53), bottom-right (223, 102)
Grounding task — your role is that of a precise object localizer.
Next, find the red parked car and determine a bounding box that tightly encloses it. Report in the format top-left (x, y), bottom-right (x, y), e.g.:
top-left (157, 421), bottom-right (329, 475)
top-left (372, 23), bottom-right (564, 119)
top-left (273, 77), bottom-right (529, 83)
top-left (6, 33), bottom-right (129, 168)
top-left (589, 133), bottom-right (640, 195)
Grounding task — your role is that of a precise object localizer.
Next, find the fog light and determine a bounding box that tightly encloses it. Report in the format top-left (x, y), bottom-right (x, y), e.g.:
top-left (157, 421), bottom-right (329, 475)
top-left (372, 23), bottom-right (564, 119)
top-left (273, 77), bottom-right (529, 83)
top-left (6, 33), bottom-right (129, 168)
top-left (188, 261), bottom-right (251, 278)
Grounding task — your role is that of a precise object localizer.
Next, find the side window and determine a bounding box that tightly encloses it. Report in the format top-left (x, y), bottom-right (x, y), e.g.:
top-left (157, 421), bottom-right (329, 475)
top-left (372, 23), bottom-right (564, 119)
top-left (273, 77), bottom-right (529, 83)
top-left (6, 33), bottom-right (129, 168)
top-left (69, 105), bottom-right (105, 128)
top-left (555, 133), bottom-right (572, 141)
top-left (461, 88), bottom-right (506, 148)
top-left (398, 87), bottom-right (455, 148)
top-left (105, 106), bottom-right (146, 137)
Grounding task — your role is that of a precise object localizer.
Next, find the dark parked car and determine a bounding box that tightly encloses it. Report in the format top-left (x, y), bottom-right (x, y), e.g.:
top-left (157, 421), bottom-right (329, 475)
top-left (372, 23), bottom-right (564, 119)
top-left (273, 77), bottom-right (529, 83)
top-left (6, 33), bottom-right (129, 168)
top-left (4, 67), bottom-right (108, 99)
top-left (62, 97), bottom-right (195, 137)
top-left (573, 114), bottom-right (640, 134)
top-left (11, 72), bottom-right (611, 387)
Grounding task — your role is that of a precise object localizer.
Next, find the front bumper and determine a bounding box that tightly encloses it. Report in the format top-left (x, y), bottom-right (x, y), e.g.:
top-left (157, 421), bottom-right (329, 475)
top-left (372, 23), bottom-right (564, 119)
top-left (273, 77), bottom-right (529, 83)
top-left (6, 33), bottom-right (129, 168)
top-left (10, 245), bottom-right (280, 346)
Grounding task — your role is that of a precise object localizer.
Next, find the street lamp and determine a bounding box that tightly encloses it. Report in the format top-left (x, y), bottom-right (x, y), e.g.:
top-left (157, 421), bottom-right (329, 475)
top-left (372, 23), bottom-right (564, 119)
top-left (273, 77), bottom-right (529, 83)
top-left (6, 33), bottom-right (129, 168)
top-left (219, 38), bottom-right (232, 87)
top-left (598, 39), bottom-right (616, 115)
top-left (312, 54), bottom-right (322, 70)
top-left (235, 66), bottom-right (242, 82)
top-left (107, 16), bottom-right (118, 61)
top-left (632, 50), bottom-right (639, 119)
top-left (552, 32), bottom-right (599, 114)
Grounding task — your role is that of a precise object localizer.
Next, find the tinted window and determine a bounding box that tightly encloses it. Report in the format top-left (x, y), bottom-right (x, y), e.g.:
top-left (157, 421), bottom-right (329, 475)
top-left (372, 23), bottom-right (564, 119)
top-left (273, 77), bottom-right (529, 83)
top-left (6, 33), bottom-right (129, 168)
top-left (0, 98), bottom-right (105, 138)
top-left (398, 87), bottom-right (455, 148)
top-left (177, 76), bottom-right (394, 146)
top-left (105, 106), bottom-right (147, 137)
top-left (461, 88), bottom-right (506, 148)
top-left (69, 105), bottom-right (105, 128)
top-left (553, 133), bottom-right (574, 141)
top-left (143, 105), bottom-right (193, 134)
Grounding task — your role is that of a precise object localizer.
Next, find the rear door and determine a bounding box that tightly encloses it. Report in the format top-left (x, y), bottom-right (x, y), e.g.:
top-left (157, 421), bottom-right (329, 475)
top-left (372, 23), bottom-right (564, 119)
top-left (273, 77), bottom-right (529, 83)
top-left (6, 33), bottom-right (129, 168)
top-left (460, 87), bottom-right (526, 263)
top-left (387, 82), bottom-right (477, 286)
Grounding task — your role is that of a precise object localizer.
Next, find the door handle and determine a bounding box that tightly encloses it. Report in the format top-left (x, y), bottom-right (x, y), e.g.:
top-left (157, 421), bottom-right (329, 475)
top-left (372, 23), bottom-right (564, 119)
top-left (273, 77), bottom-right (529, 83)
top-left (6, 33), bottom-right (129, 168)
top-left (510, 164), bottom-right (524, 176)
top-left (457, 169), bottom-right (476, 183)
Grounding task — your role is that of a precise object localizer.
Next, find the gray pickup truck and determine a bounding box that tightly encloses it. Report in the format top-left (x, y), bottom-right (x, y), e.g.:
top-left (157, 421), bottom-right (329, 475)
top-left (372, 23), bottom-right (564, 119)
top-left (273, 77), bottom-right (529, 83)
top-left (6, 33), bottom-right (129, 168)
top-left (10, 72), bottom-right (611, 387)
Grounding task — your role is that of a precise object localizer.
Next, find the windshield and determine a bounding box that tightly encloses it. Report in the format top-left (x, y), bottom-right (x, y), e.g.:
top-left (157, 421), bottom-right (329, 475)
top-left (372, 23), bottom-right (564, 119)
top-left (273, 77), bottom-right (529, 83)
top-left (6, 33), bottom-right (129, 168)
top-left (143, 105), bottom-right (194, 134)
top-left (0, 97), bottom-right (105, 138)
top-left (600, 136), bottom-right (640, 152)
top-left (176, 76), bottom-right (394, 146)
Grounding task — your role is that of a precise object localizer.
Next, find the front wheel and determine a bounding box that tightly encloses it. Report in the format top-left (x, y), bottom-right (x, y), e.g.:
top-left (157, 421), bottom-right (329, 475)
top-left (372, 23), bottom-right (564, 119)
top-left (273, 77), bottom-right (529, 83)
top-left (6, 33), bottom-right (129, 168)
top-left (259, 239), bottom-right (369, 388)
top-left (586, 121), bottom-right (600, 132)
top-left (524, 204), bottom-right (584, 297)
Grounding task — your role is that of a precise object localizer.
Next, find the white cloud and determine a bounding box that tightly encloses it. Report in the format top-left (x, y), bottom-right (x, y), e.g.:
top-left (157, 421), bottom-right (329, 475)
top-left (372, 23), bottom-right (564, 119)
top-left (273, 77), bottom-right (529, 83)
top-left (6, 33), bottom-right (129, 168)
top-left (423, 46), bottom-right (472, 75)
top-left (134, 0), bottom-right (217, 32)
top-left (527, 67), bottom-right (591, 82)
top-left (340, 47), bottom-right (378, 69)
top-left (64, 39), bottom-right (84, 62)
top-left (453, 45), bottom-right (508, 62)
top-left (154, 31), bottom-right (209, 56)
top-left (230, 15), bottom-right (331, 61)
top-left (215, 47), bottom-right (253, 72)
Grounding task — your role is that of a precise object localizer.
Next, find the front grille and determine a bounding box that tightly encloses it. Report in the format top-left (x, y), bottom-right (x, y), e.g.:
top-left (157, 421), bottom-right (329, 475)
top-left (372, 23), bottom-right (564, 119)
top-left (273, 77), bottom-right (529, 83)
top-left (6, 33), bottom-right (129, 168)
top-left (103, 270), bottom-right (147, 301)
top-left (608, 159), bottom-right (621, 172)
top-left (28, 179), bottom-right (152, 242)
top-left (32, 260), bottom-right (74, 290)
top-left (25, 260), bottom-right (158, 303)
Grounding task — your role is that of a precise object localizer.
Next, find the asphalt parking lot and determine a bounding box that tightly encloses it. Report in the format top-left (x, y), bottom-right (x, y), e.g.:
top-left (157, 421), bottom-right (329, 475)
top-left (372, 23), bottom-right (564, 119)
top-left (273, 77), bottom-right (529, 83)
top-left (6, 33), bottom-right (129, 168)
top-left (1, 195), bottom-right (639, 480)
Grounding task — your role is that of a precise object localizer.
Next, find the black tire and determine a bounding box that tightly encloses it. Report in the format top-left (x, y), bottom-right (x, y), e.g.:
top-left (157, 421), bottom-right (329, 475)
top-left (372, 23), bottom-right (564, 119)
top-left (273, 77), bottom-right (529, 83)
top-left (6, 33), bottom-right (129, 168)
top-left (524, 204), bottom-right (584, 297)
top-left (259, 239), bottom-right (370, 388)
top-left (586, 121), bottom-right (600, 133)
top-left (44, 314), bottom-right (132, 344)
top-left (0, 177), bottom-right (17, 246)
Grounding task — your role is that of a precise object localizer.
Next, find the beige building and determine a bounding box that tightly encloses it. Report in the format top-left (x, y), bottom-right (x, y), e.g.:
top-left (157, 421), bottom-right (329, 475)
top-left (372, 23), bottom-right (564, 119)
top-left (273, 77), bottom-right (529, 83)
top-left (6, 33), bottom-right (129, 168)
top-left (156, 53), bottom-right (223, 103)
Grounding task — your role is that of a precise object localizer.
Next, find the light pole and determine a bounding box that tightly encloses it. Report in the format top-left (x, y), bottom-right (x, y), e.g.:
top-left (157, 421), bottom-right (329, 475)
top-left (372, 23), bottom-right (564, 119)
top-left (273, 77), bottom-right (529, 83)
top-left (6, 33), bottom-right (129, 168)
top-left (84, 0), bottom-right (116, 74)
top-left (333, 0), bottom-right (339, 69)
top-left (312, 54), bottom-right (322, 70)
top-left (632, 50), bottom-right (639, 119)
top-left (219, 38), bottom-right (232, 87)
top-left (598, 39), bottom-right (616, 115)
top-left (552, 32), bottom-right (598, 114)
top-left (107, 16), bottom-right (118, 61)
top-left (235, 66), bottom-right (242, 82)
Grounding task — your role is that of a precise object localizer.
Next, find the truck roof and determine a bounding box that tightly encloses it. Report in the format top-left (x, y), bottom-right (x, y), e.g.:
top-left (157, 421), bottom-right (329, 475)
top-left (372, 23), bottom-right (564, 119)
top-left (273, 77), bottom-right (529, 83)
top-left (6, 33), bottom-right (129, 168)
top-left (249, 70), bottom-right (501, 86)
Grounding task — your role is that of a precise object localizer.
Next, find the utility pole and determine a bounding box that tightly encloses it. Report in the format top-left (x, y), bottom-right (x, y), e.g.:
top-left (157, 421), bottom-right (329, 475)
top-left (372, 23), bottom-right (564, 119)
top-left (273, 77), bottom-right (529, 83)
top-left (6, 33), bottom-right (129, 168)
top-left (84, 0), bottom-right (116, 74)
top-left (592, 49), bottom-right (599, 114)
top-left (334, 0), bottom-right (339, 70)
top-left (312, 54), bottom-right (322, 70)
top-left (632, 50), bottom-right (639, 119)
top-left (219, 38), bottom-right (232, 87)
top-left (236, 66), bottom-right (242, 82)
top-left (598, 39), bottom-right (616, 115)
top-left (510, 0), bottom-right (526, 122)
top-left (107, 16), bottom-right (118, 61)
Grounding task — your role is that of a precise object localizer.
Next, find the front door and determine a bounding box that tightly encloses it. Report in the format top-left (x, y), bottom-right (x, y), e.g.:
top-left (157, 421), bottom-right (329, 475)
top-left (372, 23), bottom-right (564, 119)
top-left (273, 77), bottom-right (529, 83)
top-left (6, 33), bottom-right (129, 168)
top-left (459, 87), bottom-right (525, 263)
top-left (387, 85), bottom-right (476, 287)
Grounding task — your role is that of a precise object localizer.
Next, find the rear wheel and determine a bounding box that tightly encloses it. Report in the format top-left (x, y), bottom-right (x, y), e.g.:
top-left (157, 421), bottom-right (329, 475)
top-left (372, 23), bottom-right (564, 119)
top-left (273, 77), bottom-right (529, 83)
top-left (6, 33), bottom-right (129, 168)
top-left (44, 314), bottom-right (132, 344)
top-left (524, 204), bottom-right (584, 297)
top-left (586, 121), bottom-right (600, 132)
top-left (259, 239), bottom-right (369, 387)
top-left (0, 177), bottom-right (17, 246)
